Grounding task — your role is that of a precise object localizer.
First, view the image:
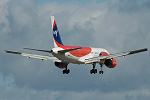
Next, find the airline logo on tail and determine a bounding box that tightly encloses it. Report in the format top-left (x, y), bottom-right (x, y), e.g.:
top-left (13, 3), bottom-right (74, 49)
top-left (51, 16), bottom-right (63, 47)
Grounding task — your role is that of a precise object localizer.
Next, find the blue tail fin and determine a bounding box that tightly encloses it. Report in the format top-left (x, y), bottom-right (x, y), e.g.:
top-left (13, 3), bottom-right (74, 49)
top-left (51, 16), bottom-right (64, 47)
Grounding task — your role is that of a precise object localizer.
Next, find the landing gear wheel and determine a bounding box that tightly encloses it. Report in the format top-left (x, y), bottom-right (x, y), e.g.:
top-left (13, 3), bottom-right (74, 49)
top-left (99, 71), bottom-right (104, 74)
top-left (63, 70), bottom-right (65, 74)
top-left (90, 70), bottom-right (92, 74)
top-left (95, 69), bottom-right (97, 73)
top-left (90, 69), bottom-right (97, 74)
top-left (66, 69), bottom-right (70, 74)
top-left (63, 69), bottom-right (70, 74)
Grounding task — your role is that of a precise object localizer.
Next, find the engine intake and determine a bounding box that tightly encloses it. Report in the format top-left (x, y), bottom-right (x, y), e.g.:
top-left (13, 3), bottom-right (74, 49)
top-left (104, 59), bottom-right (117, 68)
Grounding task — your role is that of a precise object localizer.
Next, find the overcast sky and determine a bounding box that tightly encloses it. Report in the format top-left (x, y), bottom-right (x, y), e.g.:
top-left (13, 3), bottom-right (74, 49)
top-left (0, 0), bottom-right (150, 100)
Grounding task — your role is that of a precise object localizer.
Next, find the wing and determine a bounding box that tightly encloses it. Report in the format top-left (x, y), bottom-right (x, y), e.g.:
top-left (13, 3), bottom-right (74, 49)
top-left (5, 50), bottom-right (60, 62)
top-left (85, 48), bottom-right (148, 64)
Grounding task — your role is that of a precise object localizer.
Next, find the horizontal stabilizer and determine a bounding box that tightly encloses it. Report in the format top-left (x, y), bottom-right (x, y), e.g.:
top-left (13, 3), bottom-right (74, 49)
top-left (23, 48), bottom-right (52, 53)
top-left (24, 47), bottom-right (82, 54)
top-left (58, 47), bottom-right (82, 54)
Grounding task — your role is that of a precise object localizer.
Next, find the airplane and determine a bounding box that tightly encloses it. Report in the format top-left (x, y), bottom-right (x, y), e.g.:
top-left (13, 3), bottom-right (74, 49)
top-left (5, 16), bottom-right (148, 74)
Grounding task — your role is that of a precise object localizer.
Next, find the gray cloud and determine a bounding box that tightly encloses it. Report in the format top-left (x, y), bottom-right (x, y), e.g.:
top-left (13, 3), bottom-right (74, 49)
top-left (1, 86), bottom-right (150, 100)
top-left (0, 0), bottom-right (150, 99)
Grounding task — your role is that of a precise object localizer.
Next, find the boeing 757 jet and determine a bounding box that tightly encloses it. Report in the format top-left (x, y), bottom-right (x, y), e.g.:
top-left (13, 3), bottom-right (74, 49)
top-left (5, 16), bottom-right (148, 74)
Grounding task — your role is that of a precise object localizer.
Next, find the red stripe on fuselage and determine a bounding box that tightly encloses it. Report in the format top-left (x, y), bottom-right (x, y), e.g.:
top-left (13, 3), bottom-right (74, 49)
top-left (54, 38), bottom-right (91, 57)
top-left (62, 46), bottom-right (92, 57)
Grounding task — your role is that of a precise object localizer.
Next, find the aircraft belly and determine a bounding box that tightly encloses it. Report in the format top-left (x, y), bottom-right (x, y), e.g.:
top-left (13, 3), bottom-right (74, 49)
top-left (52, 53), bottom-right (84, 64)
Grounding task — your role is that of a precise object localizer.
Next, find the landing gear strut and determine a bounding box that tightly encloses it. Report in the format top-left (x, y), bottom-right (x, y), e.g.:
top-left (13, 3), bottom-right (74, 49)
top-left (90, 63), bottom-right (97, 74)
top-left (99, 64), bottom-right (104, 74)
top-left (63, 66), bottom-right (70, 74)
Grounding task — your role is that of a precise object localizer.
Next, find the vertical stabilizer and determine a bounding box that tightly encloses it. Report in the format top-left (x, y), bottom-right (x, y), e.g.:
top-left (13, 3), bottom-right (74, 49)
top-left (51, 16), bottom-right (64, 47)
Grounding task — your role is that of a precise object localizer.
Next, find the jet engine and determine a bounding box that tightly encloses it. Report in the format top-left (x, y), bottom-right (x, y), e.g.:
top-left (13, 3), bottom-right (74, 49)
top-left (54, 62), bottom-right (68, 69)
top-left (104, 59), bottom-right (117, 68)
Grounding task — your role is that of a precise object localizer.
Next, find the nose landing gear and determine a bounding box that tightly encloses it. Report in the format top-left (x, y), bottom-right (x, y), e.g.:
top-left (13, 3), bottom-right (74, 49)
top-left (99, 64), bottom-right (104, 74)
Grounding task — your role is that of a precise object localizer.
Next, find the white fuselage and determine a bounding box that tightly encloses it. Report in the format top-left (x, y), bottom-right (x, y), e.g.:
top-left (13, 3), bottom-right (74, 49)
top-left (51, 47), bottom-right (109, 64)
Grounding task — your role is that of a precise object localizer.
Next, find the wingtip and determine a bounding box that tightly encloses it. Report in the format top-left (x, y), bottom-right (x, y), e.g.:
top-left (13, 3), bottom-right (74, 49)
top-left (145, 48), bottom-right (148, 51)
top-left (4, 50), bottom-right (7, 52)
top-left (142, 48), bottom-right (148, 52)
top-left (5, 50), bottom-right (22, 54)
top-left (129, 48), bottom-right (148, 55)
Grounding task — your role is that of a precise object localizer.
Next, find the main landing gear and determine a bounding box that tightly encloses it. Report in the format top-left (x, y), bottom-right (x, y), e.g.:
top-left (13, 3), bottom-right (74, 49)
top-left (90, 63), bottom-right (97, 74)
top-left (62, 63), bottom-right (104, 74)
top-left (90, 63), bottom-right (104, 74)
top-left (63, 67), bottom-right (70, 74)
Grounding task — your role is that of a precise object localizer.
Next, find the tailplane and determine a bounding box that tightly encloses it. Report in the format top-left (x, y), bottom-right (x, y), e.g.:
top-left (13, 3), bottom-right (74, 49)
top-left (51, 16), bottom-right (64, 47)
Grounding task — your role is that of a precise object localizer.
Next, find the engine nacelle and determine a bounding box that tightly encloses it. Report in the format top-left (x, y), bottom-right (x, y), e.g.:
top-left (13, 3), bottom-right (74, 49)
top-left (104, 59), bottom-right (117, 68)
top-left (54, 62), bottom-right (68, 69)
